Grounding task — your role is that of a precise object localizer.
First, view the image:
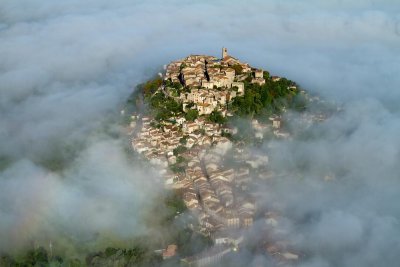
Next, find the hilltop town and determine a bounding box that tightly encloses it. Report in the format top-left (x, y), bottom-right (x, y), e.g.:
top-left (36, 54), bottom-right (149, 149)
top-left (126, 48), bottom-right (325, 266)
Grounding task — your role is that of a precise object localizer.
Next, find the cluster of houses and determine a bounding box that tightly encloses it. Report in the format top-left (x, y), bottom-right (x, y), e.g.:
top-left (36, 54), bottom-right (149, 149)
top-left (131, 113), bottom-right (256, 233)
top-left (131, 114), bottom-right (235, 170)
top-left (128, 49), bottom-right (307, 265)
top-left (130, 112), bottom-right (259, 264)
top-left (180, 149), bottom-right (256, 233)
top-left (263, 211), bottom-right (302, 265)
top-left (131, 116), bottom-right (181, 168)
top-left (130, 112), bottom-right (258, 225)
top-left (180, 88), bottom-right (233, 116)
top-left (164, 48), bottom-right (264, 115)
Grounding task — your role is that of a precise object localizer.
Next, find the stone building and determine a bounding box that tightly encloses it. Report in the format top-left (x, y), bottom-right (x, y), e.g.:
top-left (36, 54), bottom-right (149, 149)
top-left (222, 47), bottom-right (228, 58)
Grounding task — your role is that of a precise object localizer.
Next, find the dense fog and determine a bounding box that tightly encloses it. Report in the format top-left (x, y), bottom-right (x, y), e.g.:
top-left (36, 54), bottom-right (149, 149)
top-left (0, 1), bottom-right (399, 265)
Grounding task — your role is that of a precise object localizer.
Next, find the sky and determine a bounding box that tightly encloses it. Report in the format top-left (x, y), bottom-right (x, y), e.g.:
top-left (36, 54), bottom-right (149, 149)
top-left (0, 0), bottom-right (399, 265)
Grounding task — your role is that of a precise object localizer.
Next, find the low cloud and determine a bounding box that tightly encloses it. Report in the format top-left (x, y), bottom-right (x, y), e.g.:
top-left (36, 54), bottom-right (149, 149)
top-left (0, 0), bottom-right (399, 265)
top-left (254, 99), bottom-right (400, 266)
top-left (0, 139), bottom-right (163, 254)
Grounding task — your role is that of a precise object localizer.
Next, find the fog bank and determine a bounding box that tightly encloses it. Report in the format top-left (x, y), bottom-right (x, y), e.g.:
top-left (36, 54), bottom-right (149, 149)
top-left (0, 1), bottom-right (399, 264)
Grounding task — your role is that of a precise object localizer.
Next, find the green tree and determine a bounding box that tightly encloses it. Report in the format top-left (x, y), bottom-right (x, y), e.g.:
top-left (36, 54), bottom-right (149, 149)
top-left (208, 110), bottom-right (226, 124)
top-left (143, 77), bottom-right (162, 97)
top-left (185, 109), bottom-right (198, 121)
top-left (165, 192), bottom-right (187, 214)
top-left (231, 76), bottom-right (300, 117)
top-left (170, 164), bottom-right (185, 173)
top-left (176, 156), bottom-right (186, 164)
top-left (172, 82), bottom-right (183, 90)
top-left (173, 146), bottom-right (187, 155)
top-left (149, 92), bottom-right (183, 122)
top-left (23, 247), bottom-right (49, 266)
top-left (231, 64), bottom-right (243, 75)
top-left (179, 136), bottom-right (188, 145)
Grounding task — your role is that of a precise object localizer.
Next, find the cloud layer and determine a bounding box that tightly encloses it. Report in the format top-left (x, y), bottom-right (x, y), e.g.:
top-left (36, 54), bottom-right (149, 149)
top-left (258, 99), bottom-right (400, 266)
top-left (0, 0), bottom-right (399, 264)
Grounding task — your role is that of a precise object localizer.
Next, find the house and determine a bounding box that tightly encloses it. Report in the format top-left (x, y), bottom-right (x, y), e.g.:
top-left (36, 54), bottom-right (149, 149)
top-left (213, 231), bottom-right (244, 246)
top-left (211, 74), bottom-right (231, 88)
top-left (183, 122), bottom-right (199, 133)
top-left (219, 169), bottom-right (235, 182)
top-left (176, 117), bottom-right (186, 125)
top-left (280, 252), bottom-right (299, 261)
top-left (163, 125), bottom-right (174, 133)
top-left (254, 69), bottom-right (263, 78)
top-left (142, 116), bottom-right (151, 123)
top-left (252, 77), bottom-right (265, 85)
top-left (186, 136), bottom-right (197, 148)
top-left (231, 82), bottom-right (245, 95)
top-left (271, 76), bottom-right (281, 82)
top-left (202, 81), bottom-right (214, 89)
top-left (205, 162), bottom-right (219, 173)
top-left (221, 126), bottom-right (238, 135)
top-left (149, 155), bottom-right (168, 168)
top-left (199, 135), bottom-right (212, 146)
top-left (223, 212), bottom-right (240, 228)
top-left (181, 245), bottom-right (231, 267)
top-left (197, 103), bottom-right (214, 115)
top-left (189, 131), bottom-right (202, 139)
top-left (183, 192), bottom-right (199, 208)
top-left (219, 193), bottom-right (234, 208)
top-left (224, 68), bottom-right (235, 80)
top-left (271, 118), bottom-right (282, 129)
top-left (265, 211), bottom-right (280, 227)
top-left (133, 142), bottom-right (149, 153)
top-left (241, 63), bottom-right (252, 73)
top-left (221, 55), bottom-right (240, 66)
top-left (167, 155), bottom-right (177, 165)
top-left (274, 130), bottom-right (290, 139)
top-left (163, 244), bottom-right (177, 260)
top-left (241, 215), bottom-right (253, 227)
top-left (195, 117), bottom-right (207, 126)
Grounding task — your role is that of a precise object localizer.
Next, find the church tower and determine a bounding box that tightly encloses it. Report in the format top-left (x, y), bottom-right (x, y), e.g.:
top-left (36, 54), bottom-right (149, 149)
top-left (222, 47), bottom-right (228, 58)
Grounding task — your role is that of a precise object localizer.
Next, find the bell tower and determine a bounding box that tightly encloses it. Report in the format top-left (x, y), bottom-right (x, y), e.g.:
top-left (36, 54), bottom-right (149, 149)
top-left (222, 47), bottom-right (228, 58)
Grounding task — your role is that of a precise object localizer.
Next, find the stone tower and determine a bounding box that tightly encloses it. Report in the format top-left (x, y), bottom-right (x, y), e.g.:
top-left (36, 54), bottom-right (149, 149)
top-left (222, 47), bottom-right (228, 58)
